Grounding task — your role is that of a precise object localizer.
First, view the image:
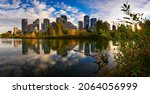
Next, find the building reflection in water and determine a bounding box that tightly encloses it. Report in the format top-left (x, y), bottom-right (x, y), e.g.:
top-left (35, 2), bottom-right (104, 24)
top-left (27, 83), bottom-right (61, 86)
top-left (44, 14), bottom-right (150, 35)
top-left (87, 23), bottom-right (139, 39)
top-left (1, 39), bottom-right (12, 44)
top-left (42, 39), bottom-right (51, 54)
top-left (0, 38), bottom-right (122, 77)
top-left (22, 39), bottom-right (40, 55)
top-left (13, 40), bottom-right (22, 48)
top-left (21, 39), bottom-right (110, 57)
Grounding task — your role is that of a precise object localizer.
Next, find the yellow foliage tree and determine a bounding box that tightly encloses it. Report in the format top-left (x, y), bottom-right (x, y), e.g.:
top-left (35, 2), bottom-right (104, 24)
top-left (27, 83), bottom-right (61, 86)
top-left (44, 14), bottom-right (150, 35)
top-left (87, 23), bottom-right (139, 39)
top-left (68, 29), bottom-right (76, 35)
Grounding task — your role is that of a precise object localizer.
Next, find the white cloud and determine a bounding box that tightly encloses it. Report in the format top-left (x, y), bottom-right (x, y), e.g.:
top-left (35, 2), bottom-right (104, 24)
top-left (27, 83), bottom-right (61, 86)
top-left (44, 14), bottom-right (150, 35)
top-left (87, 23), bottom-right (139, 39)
top-left (33, 0), bottom-right (46, 11)
top-left (80, 0), bottom-right (150, 22)
top-left (0, 0), bottom-right (20, 9)
top-left (0, 0), bottom-right (86, 33)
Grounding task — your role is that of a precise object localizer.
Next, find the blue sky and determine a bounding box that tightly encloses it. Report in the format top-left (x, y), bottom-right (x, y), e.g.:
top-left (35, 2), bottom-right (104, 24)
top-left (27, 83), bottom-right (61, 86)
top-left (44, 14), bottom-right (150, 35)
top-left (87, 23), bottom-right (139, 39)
top-left (0, 0), bottom-right (150, 33)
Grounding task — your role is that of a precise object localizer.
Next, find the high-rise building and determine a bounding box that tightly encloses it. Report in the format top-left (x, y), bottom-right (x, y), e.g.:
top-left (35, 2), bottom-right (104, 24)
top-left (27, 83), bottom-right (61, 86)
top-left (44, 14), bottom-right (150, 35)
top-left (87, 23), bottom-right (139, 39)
top-left (84, 15), bottom-right (90, 29)
top-left (22, 19), bottom-right (28, 33)
top-left (56, 15), bottom-right (67, 24)
top-left (78, 21), bottom-right (83, 30)
top-left (33, 19), bottom-right (39, 31)
top-left (41, 18), bottom-right (50, 32)
top-left (28, 24), bottom-right (33, 32)
top-left (13, 27), bottom-right (20, 34)
top-left (90, 18), bottom-right (97, 28)
top-left (61, 15), bottom-right (67, 23)
top-left (56, 17), bottom-right (63, 23)
top-left (56, 15), bottom-right (77, 30)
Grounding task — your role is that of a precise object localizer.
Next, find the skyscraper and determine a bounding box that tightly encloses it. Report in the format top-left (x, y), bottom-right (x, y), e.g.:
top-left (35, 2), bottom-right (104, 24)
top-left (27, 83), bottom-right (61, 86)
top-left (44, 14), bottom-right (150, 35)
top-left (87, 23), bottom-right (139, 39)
top-left (22, 19), bottom-right (28, 33)
top-left (33, 19), bottom-right (39, 31)
top-left (42, 18), bottom-right (50, 32)
top-left (78, 21), bottom-right (83, 30)
top-left (56, 17), bottom-right (63, 23)
top-left (84, 15), bottom-right (90, 29)
top-left (61, 15), bottom-right (67, 23)
top-left (90, 18), bottom-right (97, 28)
top-left (56, 15), bottom-right (67, 24)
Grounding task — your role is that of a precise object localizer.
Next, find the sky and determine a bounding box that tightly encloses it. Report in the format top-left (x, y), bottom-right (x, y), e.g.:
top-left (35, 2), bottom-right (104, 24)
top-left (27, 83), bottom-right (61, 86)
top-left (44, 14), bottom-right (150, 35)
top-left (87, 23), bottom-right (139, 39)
top-left (0, 0), bottom-right (150, 33)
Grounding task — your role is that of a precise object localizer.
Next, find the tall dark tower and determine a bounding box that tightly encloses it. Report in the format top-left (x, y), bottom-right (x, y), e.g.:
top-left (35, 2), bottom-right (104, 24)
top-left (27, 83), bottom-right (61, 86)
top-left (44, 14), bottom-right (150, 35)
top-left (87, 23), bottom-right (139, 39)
top-left (84, 15), bottom-right (90, 29)
top-left (43, 18), bottom-right (50, 32)
top-left (90, 18), bottom-right (97, 28)
top-left (61, 15), bottom-right (67, 22)
top-left (22, 19), bottom-right (28, 34)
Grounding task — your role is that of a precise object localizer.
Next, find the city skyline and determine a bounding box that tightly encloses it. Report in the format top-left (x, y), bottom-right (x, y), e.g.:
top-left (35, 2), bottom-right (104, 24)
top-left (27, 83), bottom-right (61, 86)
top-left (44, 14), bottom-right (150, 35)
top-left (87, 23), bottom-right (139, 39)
top-left (0, 0), bottom-right (150, 33)
top-left (21, 15), bottom-right (97, 34)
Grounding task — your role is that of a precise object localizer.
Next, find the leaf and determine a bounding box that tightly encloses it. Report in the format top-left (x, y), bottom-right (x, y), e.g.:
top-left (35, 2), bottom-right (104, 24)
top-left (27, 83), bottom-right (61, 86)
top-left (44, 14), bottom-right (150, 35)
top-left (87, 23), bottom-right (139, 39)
top-left (129, 13), bottom-right (133, 17)
top-left (141, 13), bottom-right (144, 16)
top-left (123, 17), bottom-right (130, 20)
top-left (127, 5), bottom-right (130, 10)
top-left (124, 3), bottom-right (127, 8)
top-left (133, 14), bottom-right (137, 20)
top-left (121, 9), bottom-right (127, 11)
top-left (125, 21), bottom-right (133, 24)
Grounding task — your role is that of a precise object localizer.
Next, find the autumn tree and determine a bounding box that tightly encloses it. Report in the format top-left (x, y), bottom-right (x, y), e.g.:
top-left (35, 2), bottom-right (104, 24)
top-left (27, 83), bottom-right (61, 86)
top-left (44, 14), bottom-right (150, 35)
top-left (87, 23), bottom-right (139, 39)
top-left (47, 25), bottom-right (56, 36)
top-left (55, 22), bottom-right (64, 36)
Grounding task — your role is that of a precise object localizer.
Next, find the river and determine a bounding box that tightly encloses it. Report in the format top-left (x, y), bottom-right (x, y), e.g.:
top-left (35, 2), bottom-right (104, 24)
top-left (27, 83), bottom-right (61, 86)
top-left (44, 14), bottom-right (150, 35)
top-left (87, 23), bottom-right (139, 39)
top-left (0, 38), bottom-right (119, 77)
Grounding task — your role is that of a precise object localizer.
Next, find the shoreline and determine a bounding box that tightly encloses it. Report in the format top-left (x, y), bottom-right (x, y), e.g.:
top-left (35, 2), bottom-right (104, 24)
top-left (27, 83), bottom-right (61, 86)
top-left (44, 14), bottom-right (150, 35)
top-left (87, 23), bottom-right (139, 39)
top-left (0, 35), bottom-right (109, 40)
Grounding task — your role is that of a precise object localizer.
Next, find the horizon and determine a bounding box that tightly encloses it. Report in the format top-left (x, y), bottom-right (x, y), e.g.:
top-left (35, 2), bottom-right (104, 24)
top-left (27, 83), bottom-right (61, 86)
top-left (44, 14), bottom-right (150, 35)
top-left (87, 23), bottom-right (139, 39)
top-left (0, 0), bottom-right (150, 33)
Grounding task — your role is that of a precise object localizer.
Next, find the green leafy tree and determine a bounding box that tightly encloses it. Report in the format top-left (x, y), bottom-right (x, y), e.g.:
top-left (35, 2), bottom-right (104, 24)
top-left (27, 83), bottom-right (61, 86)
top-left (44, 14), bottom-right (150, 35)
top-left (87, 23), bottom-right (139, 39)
top-left (118, 24), bottom-right (128, 32)
top-left (102, 22), bottom-right (110, 31)
top-left (95, 20), bottom-right (110, 34)
top-left (143, 20), bottom-right (150, 32)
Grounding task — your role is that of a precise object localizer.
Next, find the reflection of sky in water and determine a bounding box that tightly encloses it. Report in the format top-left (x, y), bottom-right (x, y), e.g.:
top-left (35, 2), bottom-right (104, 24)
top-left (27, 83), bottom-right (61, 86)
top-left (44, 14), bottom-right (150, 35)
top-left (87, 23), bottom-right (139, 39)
top-left (0, 39), bottom-right (99, 76)
top-left (0, 39), bottom-right (120, 77)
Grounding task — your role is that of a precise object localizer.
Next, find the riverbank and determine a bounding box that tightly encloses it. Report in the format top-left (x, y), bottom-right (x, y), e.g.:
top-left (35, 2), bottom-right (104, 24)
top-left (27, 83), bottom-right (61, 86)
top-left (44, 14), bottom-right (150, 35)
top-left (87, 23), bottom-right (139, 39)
top-left (0, 33), bottom-right (108, 40)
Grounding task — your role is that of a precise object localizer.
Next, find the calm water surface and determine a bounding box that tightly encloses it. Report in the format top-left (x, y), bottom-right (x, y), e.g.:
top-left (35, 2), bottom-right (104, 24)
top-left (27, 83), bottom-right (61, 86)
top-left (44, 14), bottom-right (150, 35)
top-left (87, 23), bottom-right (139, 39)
top-left (0, 38), bottom-right (119, 77)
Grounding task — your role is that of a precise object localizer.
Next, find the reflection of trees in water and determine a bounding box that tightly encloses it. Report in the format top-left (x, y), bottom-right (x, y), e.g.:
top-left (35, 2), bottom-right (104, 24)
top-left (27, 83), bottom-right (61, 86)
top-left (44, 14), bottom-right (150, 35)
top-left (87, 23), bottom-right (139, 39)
top-left (22, 39), bottom-right (40, 55)
top-left (0, 39), bottom-right (112, 77)
top-left (78, 39), bottom-right (109, 55)
top-left (42, 39), bottom-right (51, 54)
top-left (22, 39), bottom-right (109, 57)
top-left (1, 39), bottom-right (12, 44)
top-left (78, 39), bottom-right (110, 76)
top-left (22, 39), bottom-right (109, 60)
top-left (13, 40), bottom-right (22, 48)
top-left (44, 39), bottom-right (78, 56)
top-left (22, 39), bottom-right (79, 56)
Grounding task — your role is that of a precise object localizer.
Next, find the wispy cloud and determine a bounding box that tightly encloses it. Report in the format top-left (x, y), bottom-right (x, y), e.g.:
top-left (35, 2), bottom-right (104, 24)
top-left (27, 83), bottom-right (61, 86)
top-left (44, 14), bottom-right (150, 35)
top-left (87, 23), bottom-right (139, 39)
top-left (79, 0), bottom-right (150, 22)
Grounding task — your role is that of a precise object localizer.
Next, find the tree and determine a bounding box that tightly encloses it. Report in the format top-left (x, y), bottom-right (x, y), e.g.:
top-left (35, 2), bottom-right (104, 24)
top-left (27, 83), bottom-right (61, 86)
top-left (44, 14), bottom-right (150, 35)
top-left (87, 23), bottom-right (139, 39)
top-left (47, 25), bottom-right (56, 36)
top-left (121, 2), bottom-right (144, 30)
top-left (68, 30), bottom-right (76, 35)
top-left (102, 21), bottom-right (110, 31)
top-left (118, 24), bottom-right (128, 32)
top-left (95, 20), bottom-right (110, 34)
top-left (143, 20), bottom-right (150, 32)
top-left (55, 22), bottom-right (64, 36)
